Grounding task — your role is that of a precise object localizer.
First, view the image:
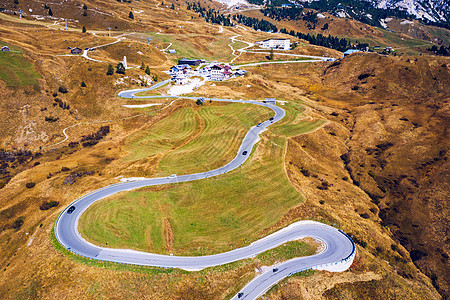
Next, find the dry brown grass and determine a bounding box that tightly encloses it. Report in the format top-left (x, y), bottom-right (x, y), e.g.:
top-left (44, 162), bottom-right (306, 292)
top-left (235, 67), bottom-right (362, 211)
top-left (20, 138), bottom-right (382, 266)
top-left (0, 0), bottom-right (448, 298)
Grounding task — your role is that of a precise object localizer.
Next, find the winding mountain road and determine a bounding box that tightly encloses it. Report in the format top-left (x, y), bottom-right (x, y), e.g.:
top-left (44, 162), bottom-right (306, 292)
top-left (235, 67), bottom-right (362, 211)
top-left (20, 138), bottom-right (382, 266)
top-left (55, 86), bottom-right (355, 299)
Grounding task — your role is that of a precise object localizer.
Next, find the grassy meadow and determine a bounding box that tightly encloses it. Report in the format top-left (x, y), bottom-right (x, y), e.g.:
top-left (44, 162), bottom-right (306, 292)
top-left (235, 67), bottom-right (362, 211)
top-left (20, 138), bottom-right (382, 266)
top-left (0, 48), bottom-right (41, 87)
top-left (124, 102), bottom-right (273, 176)
top-left (79, 101), bottom-right (326, 255)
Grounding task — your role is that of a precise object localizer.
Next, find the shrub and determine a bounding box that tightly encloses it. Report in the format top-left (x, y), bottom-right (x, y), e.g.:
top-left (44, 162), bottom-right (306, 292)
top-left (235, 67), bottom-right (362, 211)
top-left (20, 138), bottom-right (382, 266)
top-left (61, 167), bottom-right (70, 172)
top-left (145, 66), bottom-right (151, 75)
top-left (129, 11), bottom-right (134, 19)
top-left (26, 182), bottom-right (35, 188)
top-left (81, 81), bottom-right (86, 87)
top-left (319, 200), bottom-right (325, 205)
top-left (317, 181), bottom-right (330, 190)
top-left (40, 200), bottom-right (59, 210)
top-left (360, 213), bottom-right (370, 219)
top-left (116, 62), bottom-right (125, 74)
top-left (300, 167), bottom-right (310, 177)
top-left (58, 86), bottom-right (68, 93)
top-left (106, 64), bottom-right (114, 75)
top-left (82, 25), bottom-right (87, 33)
top-left (12, 216), bottom-right (24, 229)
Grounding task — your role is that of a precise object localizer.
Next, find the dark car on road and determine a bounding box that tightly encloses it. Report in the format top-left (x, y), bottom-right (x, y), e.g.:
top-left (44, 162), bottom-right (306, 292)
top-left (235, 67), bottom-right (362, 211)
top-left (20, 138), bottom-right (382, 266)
top-left (67, 206), bottom-right (76, 214)
top-left (242, 151), bottom-right (248, 155)
top-left (238, 292), bottom-right (244, 298)
top-left (257, 123), bottom-right (262, 127)
top-left (273, 268), bottom-right (279, 272)
top-left (269, 117), bottom-right (274, 121)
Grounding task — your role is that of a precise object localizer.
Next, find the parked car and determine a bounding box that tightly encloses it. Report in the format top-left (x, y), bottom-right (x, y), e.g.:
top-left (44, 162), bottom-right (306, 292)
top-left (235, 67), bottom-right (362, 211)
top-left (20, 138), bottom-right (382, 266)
top-left (273, 268), bottom-right (278, 272)
top-left (67, 206), bottom-right (76, 214)
top-left (168, 174), bottom-right (177, 179)
top-left (269, 117), bottom-right (274, 121)
top-left (238, 292), bottom-right (244, 298)
top-left (257, 123), bottom-right (262, 127)
top-left (242, 151), bottom-right (248, 155)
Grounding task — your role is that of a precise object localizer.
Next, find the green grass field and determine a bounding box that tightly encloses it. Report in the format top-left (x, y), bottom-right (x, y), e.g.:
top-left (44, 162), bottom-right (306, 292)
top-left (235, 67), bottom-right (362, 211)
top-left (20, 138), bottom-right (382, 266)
top-left (79, 101), bottom-right (325, 255)
top-left (257, 240), bottom-right (316, 265)
top-left (147, 32), bottom-right (234, 61)
top-left (124, 102), bottom-right (273, 176)
top-left (0, 48), bottom-right (41, 87)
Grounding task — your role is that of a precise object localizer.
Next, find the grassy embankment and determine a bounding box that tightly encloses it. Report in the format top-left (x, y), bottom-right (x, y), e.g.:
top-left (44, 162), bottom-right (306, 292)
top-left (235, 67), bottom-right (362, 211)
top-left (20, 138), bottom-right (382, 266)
top-left (0, 45), bottom-right (41, 87)
top-left (147, 32), bottom-right (234, 62)
top-left (79, 101), bottom-right (325, 256)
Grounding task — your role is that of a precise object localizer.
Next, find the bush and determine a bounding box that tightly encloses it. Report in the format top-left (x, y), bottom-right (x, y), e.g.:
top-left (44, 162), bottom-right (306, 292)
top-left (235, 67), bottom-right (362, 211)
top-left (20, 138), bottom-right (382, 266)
top-left (40, 200), bottom-right (59, 210)
top-left (81, 81), bottom-right (86, 87)
top-left (12, 216), bottom-right (24, 229)
top-left (61, 167), bottom-right (70, 172)
top-left (106, 64), bottom-right (114, 76)
top-left (360, 213), bottom-right (370, 219)
top-left (300, 167), bottom-right (310, 177)
top-left (317, 181), bottom-right (330, 190)
top-left (26, 182), bottom-right (35, 188)
top-left (58, 86), bottom-right (68, 93)
top-left (82, 25), bottom-right (87, 33)
top-left (116, 62), bottom-right (125, 74)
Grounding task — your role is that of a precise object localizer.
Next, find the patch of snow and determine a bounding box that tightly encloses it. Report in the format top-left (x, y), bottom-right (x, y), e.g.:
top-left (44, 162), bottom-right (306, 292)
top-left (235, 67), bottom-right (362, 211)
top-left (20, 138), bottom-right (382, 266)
top-left (317, 13), bottom-right (325, 19)
top-left (123, 103), bottom-right (162, 108)
top-left (400, 20), bottom-right (414, 25)
top-left (246, 84), bottom-right (251, 87)
top-left (137, 51), bottom-right (144, 55)
top-left (366, 14), bottom-right (372, 20)
top-left (213, 0), bottom-right (249, 8)
top-left (167, 78), bottom-right (205, 96)
top-left (385, 17), bottom-right (393, 22)
top-left (379, 19), bottom-right (388, 28)
top-left (336, 11), bottom-right (347, 18)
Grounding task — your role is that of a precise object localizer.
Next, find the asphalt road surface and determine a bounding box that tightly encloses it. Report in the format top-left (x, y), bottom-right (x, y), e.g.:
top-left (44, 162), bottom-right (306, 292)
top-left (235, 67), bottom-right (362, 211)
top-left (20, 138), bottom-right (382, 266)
top-left (55, 86), bottom-right (355, 299)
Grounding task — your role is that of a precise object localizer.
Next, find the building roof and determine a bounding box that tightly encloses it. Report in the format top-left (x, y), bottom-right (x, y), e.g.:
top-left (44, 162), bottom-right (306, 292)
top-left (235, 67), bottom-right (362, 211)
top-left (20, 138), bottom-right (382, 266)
top-left (257, 39), bottom-right (290, 43)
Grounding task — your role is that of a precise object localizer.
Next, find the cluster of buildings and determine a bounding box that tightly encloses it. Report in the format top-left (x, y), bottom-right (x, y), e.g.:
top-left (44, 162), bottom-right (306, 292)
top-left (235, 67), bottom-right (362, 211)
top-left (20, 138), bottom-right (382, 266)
top-left (169, 59), bottom-right (246, 84)
top-left (255, 38), bottom-right (291, 50)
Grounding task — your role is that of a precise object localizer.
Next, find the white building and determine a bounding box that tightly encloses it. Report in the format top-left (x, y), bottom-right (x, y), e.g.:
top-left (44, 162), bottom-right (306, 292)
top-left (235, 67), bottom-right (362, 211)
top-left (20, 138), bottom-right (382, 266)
top-left (255, 39), bottom-right (290, 50)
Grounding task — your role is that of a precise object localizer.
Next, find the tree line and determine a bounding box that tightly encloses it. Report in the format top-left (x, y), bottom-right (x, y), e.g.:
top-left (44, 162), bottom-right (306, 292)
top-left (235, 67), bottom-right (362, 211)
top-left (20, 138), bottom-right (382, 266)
top-left (186, 2), bottom-right (370, 52)
top-left (427, 45), bottom-right (449, 56)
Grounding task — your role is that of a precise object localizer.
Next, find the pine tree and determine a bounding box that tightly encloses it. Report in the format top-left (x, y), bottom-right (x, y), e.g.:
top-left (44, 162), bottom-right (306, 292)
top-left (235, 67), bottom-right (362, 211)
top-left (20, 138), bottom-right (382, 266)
top-left (48, 8), bottom-right (53, 16)
top-left (140, 62), bottom-right (145, 70)
top-left (83, 4), bottom-right (87, 9)
top-left (82, 25), bottom-right (87, 33)
top-left (106, 64), bottom-right (114, 75)
top-left (269, 48), bottom-right (274, 60)
top-left (129, 11), bottom-right (134, 20)
top-left (81, 81), bottom-right (86, 87)
top-left (145, 66), bottom-right (151, 75)
top-left (116, 62), bottom-right (126, 74)
top-left (171, 3), bottom-right (175, 9)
